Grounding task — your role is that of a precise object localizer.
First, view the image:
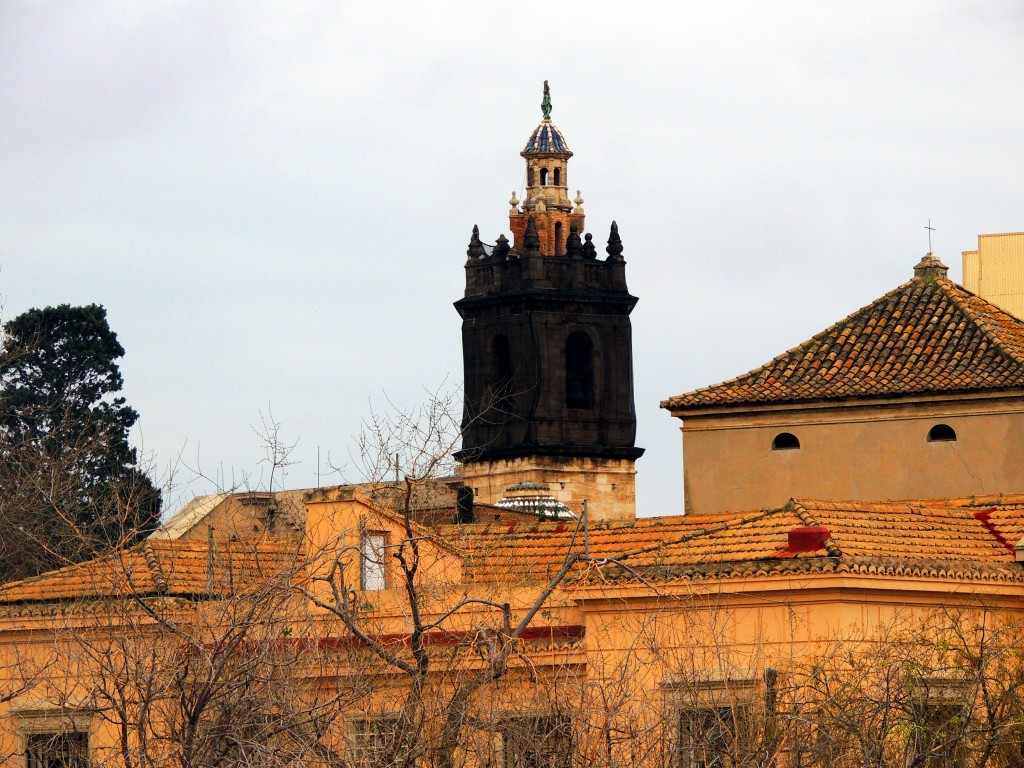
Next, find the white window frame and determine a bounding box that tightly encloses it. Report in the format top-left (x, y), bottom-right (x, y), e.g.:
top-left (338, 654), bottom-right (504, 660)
top-left (360, 531), bottom-right (388, 591)
top-left (349, 714), bottom-right (401, 766)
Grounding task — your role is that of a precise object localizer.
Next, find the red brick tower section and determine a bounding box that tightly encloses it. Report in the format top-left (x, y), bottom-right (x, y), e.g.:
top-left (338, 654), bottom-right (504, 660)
top-left (509, 81), bottom-right (585, 256)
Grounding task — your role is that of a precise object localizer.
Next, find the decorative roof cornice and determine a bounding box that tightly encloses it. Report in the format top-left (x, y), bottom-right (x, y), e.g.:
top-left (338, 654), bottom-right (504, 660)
top-left (577, 554), bottom-right (1024, 587)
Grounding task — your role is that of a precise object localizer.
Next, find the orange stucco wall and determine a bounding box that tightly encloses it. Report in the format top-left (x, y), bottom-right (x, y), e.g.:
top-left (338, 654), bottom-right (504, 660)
top-left (678, 392), bottom-right (1024, 515)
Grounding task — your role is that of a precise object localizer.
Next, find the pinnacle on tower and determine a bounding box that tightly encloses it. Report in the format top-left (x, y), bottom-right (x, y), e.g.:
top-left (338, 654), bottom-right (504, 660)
top-left (466, 224), bottom-right (485, 262)
top-left (606, 221), bottom-right (624, 261)
top-left (565, 223), bottom-right (583, 257)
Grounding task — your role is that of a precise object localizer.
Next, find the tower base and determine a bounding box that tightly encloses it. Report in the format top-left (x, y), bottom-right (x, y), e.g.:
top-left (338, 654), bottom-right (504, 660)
top-left (458, 455), bottom-right (637, 521)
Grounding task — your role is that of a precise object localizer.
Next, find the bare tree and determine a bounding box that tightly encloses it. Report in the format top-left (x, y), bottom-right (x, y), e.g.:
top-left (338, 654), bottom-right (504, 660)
top-left (299, 386), bottom-right (591, 768)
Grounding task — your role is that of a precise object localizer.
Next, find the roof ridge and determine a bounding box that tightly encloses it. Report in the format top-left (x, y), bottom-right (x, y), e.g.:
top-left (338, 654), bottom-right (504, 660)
top-left (938, 279), bottom-right (1024, 369)
top-left (661, 279), bottom-right (914, 408)
top-left (788, 500), bottom-right (842, 557)
top-left (603, 508), bottom-right (778, 563)
top-left (141, 541), bottom-right (169, 594)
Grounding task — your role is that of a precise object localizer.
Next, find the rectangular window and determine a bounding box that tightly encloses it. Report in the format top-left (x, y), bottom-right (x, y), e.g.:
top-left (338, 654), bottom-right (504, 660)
top-left (26, 732), bottom-right (89, 768)
top-left (912, 703), bottom-right (964, 768)
top-left (677, 706), bottom-right (751, 768)
top-left (501, 714), bottom-right (573, 768)
top-left (910, 678), bottom-right (968, 768)
top-left (351, 716), bottom-right (400, 766)
top-left (360, 532), bottom-right (387, 591)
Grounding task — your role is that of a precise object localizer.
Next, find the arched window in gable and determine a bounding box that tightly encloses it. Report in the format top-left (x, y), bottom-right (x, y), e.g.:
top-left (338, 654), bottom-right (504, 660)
top-left (928, 424), bottom-right (957, 442)
top-left (771, 432), bottom-right (800, 451)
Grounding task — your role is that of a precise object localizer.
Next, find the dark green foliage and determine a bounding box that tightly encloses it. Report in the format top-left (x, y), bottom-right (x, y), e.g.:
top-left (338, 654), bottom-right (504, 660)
top-left (0, 304), bottom-right (161, 582)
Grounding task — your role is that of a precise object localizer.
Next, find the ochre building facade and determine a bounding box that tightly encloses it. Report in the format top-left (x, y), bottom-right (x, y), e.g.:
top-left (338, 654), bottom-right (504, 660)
top-left (665, 254), bottom-right (1024, 515)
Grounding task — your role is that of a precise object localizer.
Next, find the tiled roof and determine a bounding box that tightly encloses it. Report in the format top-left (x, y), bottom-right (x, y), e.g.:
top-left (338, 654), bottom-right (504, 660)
top-left (662, 267), bottom-right (1024, 410)
top-left (0, 539), bottom-right (303, 603)
top-left (10, 495), bottom-right (1023, 603)
top-left (522, 119), bottom-right (571, 155)
top-left (435, 497), bottom-right (1024, 585)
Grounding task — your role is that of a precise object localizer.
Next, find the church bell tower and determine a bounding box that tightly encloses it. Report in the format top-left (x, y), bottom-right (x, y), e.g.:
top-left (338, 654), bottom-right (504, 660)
top-left (454, 83), bottom-right (644, 521)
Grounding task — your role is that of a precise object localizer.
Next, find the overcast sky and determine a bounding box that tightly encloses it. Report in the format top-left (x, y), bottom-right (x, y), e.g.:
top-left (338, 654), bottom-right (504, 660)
top-left (2, 1), bottom-right (1023, 517)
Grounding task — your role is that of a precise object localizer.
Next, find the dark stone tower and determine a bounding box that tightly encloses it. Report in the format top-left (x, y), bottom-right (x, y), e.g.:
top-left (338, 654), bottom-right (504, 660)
top-left (454, 83), bottom-right (643, 520)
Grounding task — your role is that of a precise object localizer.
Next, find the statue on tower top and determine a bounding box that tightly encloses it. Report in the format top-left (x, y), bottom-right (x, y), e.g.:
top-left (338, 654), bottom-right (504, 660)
top-left (541, 80), bottom-right (552, 120)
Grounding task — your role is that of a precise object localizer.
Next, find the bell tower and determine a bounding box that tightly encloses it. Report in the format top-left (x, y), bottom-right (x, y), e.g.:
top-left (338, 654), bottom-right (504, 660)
top-left (454, 83), bottom-right (643, 521)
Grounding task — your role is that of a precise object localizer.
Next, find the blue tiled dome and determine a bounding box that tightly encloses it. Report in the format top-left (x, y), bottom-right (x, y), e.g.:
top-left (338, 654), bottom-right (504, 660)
top-left (522, 119), bottom-right (572, 155)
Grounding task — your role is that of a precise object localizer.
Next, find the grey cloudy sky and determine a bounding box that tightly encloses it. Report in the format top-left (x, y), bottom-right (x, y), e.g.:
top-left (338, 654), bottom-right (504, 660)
top-left (2, 1), bottom-right (1023, 516)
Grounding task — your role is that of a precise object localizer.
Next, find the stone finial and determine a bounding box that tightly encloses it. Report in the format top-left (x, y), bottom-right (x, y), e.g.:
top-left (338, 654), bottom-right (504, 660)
top-left (541, 80), bottom-right (552, 120)
top-left (606, 221), bottom-right (624, 261)
top-left (573, 189), bottom-right (584, 214)
top-left (467, 225), bottom-right (485, 261)
top-left (509, 191), bottom-right (519, 213)
top-left (913, 252), bottom-right (948, 281)
top-left (523, 216), bottom-right (541, 254)
top-left (493, 233), bottom-right (511, 260)
top-left (582, 232), bottom-right (597, 260)
top-left (565, 223), bottom-right (583, 258)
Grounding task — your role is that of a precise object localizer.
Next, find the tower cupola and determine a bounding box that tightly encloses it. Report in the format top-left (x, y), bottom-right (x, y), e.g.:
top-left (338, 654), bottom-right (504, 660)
top-left (510, 82), bottom-right (584, 256)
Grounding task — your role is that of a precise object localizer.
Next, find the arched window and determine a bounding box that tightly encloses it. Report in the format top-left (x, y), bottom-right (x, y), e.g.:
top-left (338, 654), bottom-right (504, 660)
top-left (491, 334), bottom-right (513, 407)
top-left (553, 167), bottom-right (561, 186)
top-left (565, 332), bottom-right (594, 409)
top-left (928, 424), bottom-right (957, 442)
top-left (554, 222), bottom-right (563, 255)
top-left (771, 432), bottom-right (800, 450)
top-left (527, 168), bottom-right (535, 186)
top-left (540, 168), bottom-right (548, 186)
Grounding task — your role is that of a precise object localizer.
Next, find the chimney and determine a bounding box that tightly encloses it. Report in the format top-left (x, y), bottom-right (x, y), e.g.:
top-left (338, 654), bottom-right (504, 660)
top-left (788, 526), bottom-right (831, 553)
top-left (455, 485), bottom-right (475, 524)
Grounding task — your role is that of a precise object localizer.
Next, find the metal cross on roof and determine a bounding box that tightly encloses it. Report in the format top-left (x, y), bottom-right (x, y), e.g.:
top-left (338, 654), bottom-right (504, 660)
top-left (925, 219), bottom-right (936, 253)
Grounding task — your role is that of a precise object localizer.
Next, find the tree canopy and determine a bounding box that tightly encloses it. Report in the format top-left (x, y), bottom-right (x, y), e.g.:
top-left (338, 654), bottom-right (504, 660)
top-left (0, 304), bottom-right (161, 582)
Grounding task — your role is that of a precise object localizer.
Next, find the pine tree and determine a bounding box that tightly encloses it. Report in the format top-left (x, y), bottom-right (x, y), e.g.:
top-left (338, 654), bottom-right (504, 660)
top-left (0, 304), bottom-right (161, 582)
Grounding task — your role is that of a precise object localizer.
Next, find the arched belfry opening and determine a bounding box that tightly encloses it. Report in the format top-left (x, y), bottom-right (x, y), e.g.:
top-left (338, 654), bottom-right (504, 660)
top-left (490, 334), bottom-right (513, 412)
top-left (565, 332), bottom-right (595, 409)
top-left (454, 81), bottom-right (643, 520)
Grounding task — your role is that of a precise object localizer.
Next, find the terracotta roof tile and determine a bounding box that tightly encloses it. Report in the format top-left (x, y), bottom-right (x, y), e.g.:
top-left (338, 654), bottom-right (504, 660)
top-left (662, 274), bottom-right (1024, 410)
top-left (0, 539), bottom-right (303, 603)
top-left (436, 497), bottom-right (1024, 585)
